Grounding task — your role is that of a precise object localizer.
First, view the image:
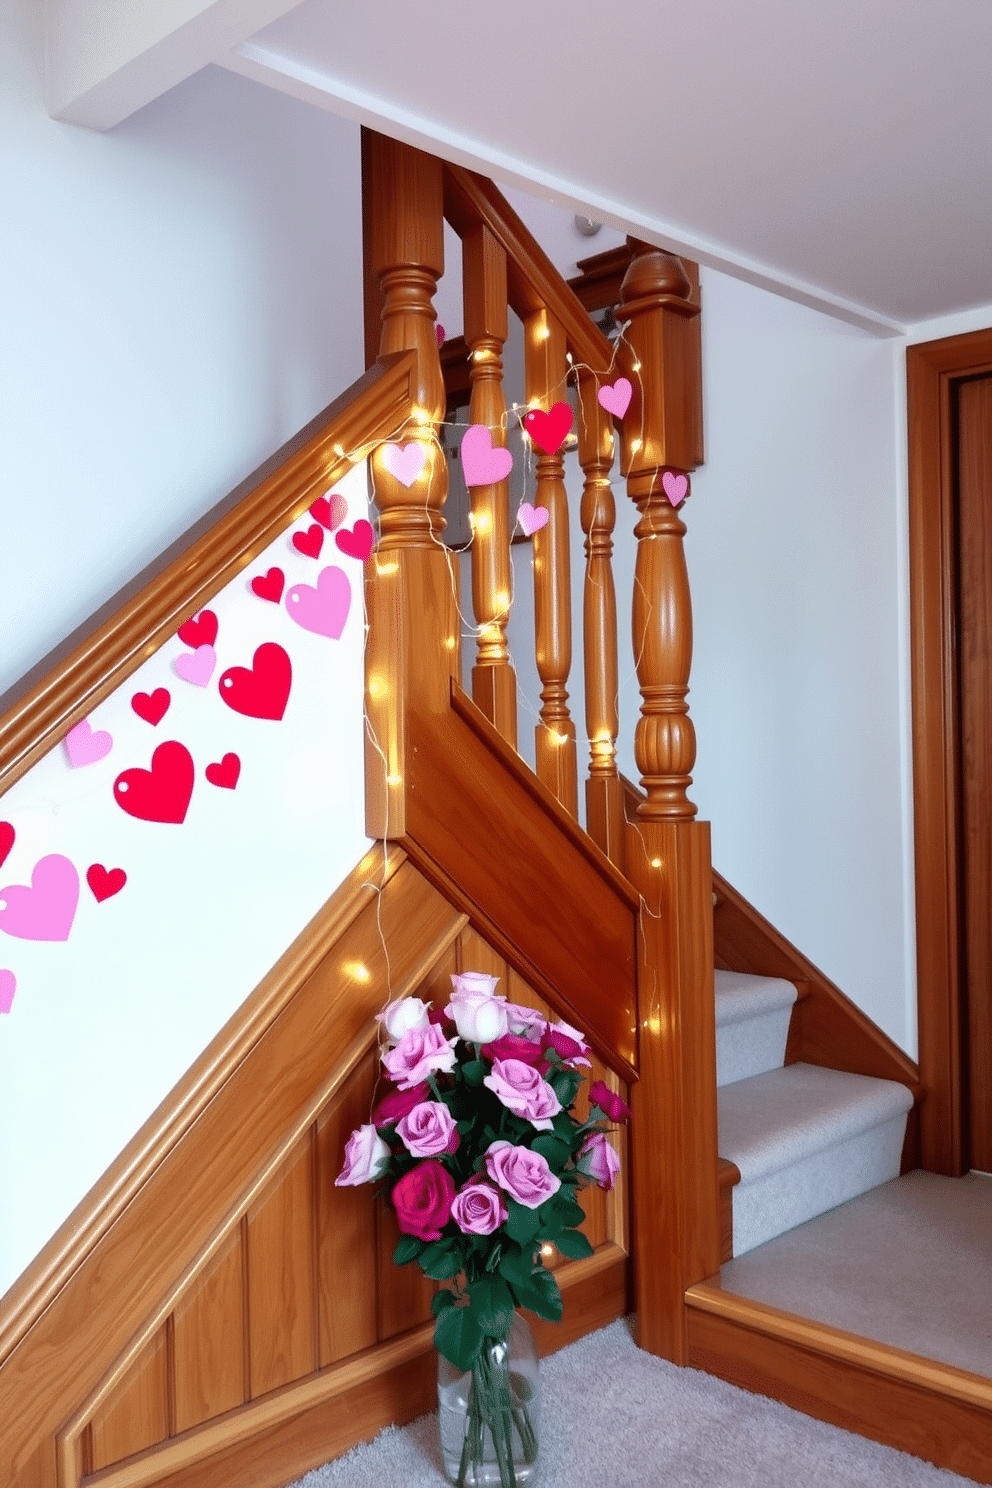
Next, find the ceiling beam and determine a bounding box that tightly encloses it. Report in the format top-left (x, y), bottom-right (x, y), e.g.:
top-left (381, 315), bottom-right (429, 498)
top-left (44, 0), bottom-right (302, 131)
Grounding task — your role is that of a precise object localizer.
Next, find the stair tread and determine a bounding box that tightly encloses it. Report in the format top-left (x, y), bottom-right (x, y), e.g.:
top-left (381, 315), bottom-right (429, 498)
top-left (718, 1061), bottom-right (913, 1182)
top-left (715, 969), bottom-right (798, 1026)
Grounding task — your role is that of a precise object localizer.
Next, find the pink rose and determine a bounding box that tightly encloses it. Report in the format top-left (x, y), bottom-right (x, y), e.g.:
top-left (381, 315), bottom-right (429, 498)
top-left (502, 1003), bottom-right (546, 1040)
top-left (335, 1124), bottom-right (391, 1186)
top-left (382, 1022), bottom-right (458, 1090)
top-left (485, 1140), bottom-right (561, 1209)
top-left (577, 1131), bottom-right (621, 1191)
top-left (392, 1160), bottom-right (456, 1240)
top-left (481, 1033), bottom-right (545, 1066)
top-left (588, 1079), bottom-right (632, 1123)
top-left (451, 1178), bottom-right (507, 1235)
top-left (376, 997), bottom-right (430, 1043)
top-left (372, 1080), bottom-right (430, 1128)
top-left (446, 972), bottom-right (508, 1043)
top-left (396, 1101), bottom-right (460, 1157)
top-left (542, 1019), bottom-right (592, 1067)
top-left (484, 1058), bottom-right (562, 1130)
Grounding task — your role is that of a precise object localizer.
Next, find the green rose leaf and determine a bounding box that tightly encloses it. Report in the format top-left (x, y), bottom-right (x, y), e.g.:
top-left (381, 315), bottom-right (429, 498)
top-left (419, 1241), bottom-right (463, 1280)
top-left (393, 1235), bottom-right (424, 1266)
top-left (434, 1303), bottom-right (484, 1372)
top-left (432, 1288), bottom-right (458, 1316)
top-left (515, 1265), bottom-right (563, 1323)
top-left (468, 1275), bottom-right (515, 1338)
top-left (553, 1228), bottom-right (595, 1260)
top-left (546, 1196), bottom-right (586, 1231)
top-left (549, 1069), bottom-right (583, 1108)
top-left (505, 1197), bottom-right (541, 1247)
top-left (530, 1134), bottom-right (571, 1172)
top-left (462, 1059), bottom-right (488, 1088)
top-left (498, 1242), bottom-right (536, 1290)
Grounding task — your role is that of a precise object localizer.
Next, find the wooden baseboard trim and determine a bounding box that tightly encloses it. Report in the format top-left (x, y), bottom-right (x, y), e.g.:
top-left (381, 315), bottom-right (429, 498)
top-left (686, 1281), bottom-right (992, 1483)
top-left (80, 1248), bottom-right (629, 1488)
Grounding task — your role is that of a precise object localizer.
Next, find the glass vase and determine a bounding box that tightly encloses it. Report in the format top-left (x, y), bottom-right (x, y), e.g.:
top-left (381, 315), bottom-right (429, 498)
top-left (437, 1310), bottom-right (541, 1487)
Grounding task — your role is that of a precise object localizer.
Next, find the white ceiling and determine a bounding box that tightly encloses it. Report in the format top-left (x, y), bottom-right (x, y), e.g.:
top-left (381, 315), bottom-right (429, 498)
top-left (47, 0), bottom-right (992, 335)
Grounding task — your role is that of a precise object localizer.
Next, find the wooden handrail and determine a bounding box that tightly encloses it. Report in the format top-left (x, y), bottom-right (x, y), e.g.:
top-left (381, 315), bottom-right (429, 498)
top-left (0, 354), bottom-right (417, 799)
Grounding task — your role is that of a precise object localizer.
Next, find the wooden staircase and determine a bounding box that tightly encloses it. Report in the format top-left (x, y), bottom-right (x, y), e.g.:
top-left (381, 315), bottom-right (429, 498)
top-left (0, 127), bottom-right (989, 1488)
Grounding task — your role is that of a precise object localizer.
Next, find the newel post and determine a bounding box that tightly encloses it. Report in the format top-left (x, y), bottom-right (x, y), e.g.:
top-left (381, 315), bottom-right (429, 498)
top-left (618, 245), bottom-right (719, 1363)
top-left (361, 131), bottom-right (458, 840)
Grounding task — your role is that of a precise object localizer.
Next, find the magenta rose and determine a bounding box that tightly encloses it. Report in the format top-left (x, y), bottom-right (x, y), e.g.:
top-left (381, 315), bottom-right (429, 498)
top-left (372, 1080), bottom-right (429, 1128)
top-left (541, 1019), bottom-right (592, 1067)
top-left (335, 1124), bottom-right (391, 1186)
top-left (481, 1033), bottom-right (545, 1066)
top-left (485, 1140), bottom-right (561, 1209)
top-left (382, 1022), bottom-right (458, 1090)
top-left (392, 1160), bottom-right (456, 1240)
top-left (484, 1058), bottom-right (562, 1130)
top-left (588, 1079), bottom-right (632, 1124)
top-left (577, 1131), bottom-right (621, 1191)
top-left (451, 1178), bottom-right (507, 1235)
top-left (396, 1101), bottom-right (460, 1157)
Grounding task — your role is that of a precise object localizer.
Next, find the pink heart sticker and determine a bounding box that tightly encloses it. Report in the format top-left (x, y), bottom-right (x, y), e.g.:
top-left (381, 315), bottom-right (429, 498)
top-left (662, 471), bottom-right (689, 507)
top-left (64, 718), bottom-right (113, 768)
top-left (382, 441), bottom-right (427, 488)
top-left (286, 565), bottom-right (352, 639)
top-left (461, 425), bottom-right (514, 489)
top-left (0, 970), bottom-right (15, 1014)
top-left (597, 378), bottom-right (633, 419)
top-left (0, 854), bottom-right (79, 941)
top-left (517, 502), bottom-right (549, 537)
top-left (436, 324), bottom-right (446, 348)
top-left (173, 644), bottom-right (217, 687)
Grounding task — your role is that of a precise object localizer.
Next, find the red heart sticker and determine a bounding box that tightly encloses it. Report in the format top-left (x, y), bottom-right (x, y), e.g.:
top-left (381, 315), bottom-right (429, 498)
top-left (523, 402), bottom-right (573, 455)
top-left (251, 567), bottom-right (285, 603)
top-left (205, 752), bottom-right (241, 789)
top-left (131, 688), bottom-right (171, 726)
top-left (0, 822), bottom-right (13, 871)
top-left (177, 609), bottom-right (218, 650)
top-left (86, 863), bottom-right (127, 902)
top-left (335, 520), bottom-right (375, 562)
top-left (292, 524), bottom-right (324, 559)
top-left (309, 493), bottom-right (348, 531)
top-left (218, 642), bottom-right (292, 721)
top-left (114, 741), bottom-right (195, 824)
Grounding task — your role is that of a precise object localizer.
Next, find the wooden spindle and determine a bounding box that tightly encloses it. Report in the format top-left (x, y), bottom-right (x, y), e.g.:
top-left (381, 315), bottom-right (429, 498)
top-left (463, 223), bottom-right (517, 748)
top-left (524, 308), bottom-right (578, 816)
top-left (617, 245), bottom-right (703, 821)
top-left (577, 370), bottom-right (624, 866)
top-left (361, 131), bottom-right (457, 840)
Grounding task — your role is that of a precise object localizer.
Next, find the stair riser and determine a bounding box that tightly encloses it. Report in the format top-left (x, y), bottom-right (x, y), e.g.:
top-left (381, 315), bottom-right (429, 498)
top-left (716, 1007), bottom-right (793, 1087)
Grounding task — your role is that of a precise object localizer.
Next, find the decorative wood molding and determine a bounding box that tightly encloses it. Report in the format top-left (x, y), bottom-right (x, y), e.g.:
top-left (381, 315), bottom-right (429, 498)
top-left (0, 355), bottom-right (416, 799)
top-left (907, 328), bottom-right (992, 1174)
top-left (686, 1281), bottom-right (992, 1482)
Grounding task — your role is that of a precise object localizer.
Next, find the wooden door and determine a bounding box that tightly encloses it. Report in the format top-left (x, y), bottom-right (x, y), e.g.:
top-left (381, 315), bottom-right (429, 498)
top-left (957, 374), bottom-right (992, 1171)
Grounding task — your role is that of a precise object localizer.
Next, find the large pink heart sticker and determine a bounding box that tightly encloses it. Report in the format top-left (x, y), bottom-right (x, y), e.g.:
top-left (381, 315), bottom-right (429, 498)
top-left (0, 822), bottom-right (15, 871)
top-left (65, 718), bottom-right (113, 768)
top-left (218, 642), bottom-right (292, 721)
top-left (517, 502), bottom-right (549, 537)
top-left (382, 441), bottom-right (427, 488)
top-left (114, 741), bottom-right (195, 824)
top-left (177, 609), bottom-right (218, 650)
top-left (173, 644), bottom-right (217, 688)
top-left (0, 970), bottom-right (15, 1015)
top-left (335, 520), bottom-right (375, 562)
top-left (662, 471), bottom-right (689, 507)
top-left (598, 377), bottom-right (632, 419)
top-left (461, 425), bottom-right (514, 488)
top-left (310, 492), bottom-right (348, 531)
top-left (523, 402), bottom-right (573, 455)
top-left (286, 565), bottom-right (352, 639)
top-left (0, 854), bottom-right (79, 941)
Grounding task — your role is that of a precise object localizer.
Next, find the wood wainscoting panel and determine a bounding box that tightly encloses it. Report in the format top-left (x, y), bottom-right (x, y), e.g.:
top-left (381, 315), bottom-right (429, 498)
top-left (171, 1226), bottom-right (246, 1435)
top-left (88, 1326), bottom-right (171, 1474)
top-left (246, 1140), bottom-right (317, 1399)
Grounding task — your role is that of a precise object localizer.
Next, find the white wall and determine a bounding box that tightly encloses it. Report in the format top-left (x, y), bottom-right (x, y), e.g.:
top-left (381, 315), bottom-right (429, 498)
top-left (0, 2), bottom-right (371, 1299)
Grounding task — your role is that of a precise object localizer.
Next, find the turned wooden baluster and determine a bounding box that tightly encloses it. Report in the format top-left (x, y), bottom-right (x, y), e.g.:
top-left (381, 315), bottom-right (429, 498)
top-left (577, 369), bottom-right (624, 866)
top-left (617, 242), bottom-right (717, 1367)
top-left (361, 131), bottom-right (456, 840)
top-left (463, 223), bottom-right (517, 748)
top-left (523, 308), bottom-right (578, 815)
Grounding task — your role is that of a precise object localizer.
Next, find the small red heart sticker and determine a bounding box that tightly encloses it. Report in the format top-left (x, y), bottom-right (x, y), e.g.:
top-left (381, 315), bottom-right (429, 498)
top-left (251, 567), bottom-right (285, 603)
top-left (309, 493), bottom-right (348, 531)
top-left (87, 864), bottom-right (127, 902)
top-left (523, 402), bottom-right (573, 455)
top-left (218, 642), bottom-right (292, 721)
top-left (131, 688), bottom-right (171, 726)
top-left (114, 741), bottom-right (195, 825)
top-left (0, 822), bottom-right (14, 871)
top-left (205, 752), bottom-right (241, 790)
top-left (335, 520), bottom-right (375, 562)
top-left (177, 609), bottom-right (218, 650)
top-left (293, 524), bottom-right (324, 559)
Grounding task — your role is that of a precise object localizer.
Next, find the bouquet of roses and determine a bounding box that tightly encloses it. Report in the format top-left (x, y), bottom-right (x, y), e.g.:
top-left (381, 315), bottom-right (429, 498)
top-left (336, 971), bottom-right (629, 1486)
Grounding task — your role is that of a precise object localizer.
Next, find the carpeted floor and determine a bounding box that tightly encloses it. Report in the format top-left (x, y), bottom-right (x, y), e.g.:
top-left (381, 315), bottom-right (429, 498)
top-left (290, 1316), bottom-right (978, 1488)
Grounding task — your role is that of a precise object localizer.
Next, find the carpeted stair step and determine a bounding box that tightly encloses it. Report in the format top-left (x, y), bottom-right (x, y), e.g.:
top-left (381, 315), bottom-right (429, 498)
top-left (718, 1062), bottom-right (913, 1256)
top-left (715, 970), bottom-right (798, 1087)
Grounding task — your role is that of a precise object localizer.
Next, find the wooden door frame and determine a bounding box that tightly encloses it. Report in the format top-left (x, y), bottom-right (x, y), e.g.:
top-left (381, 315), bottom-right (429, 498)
top-left (907, 326), bottom-right (992, 1174)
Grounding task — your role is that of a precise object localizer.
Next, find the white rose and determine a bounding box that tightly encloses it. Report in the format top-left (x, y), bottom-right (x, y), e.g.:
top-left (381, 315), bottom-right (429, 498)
top-left (335, 1124), bottom-right (391, 1186)
top-left (376, 996), bottom-right (430, 1044)
top-left (446, 989), bottom-right (509, 1044)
